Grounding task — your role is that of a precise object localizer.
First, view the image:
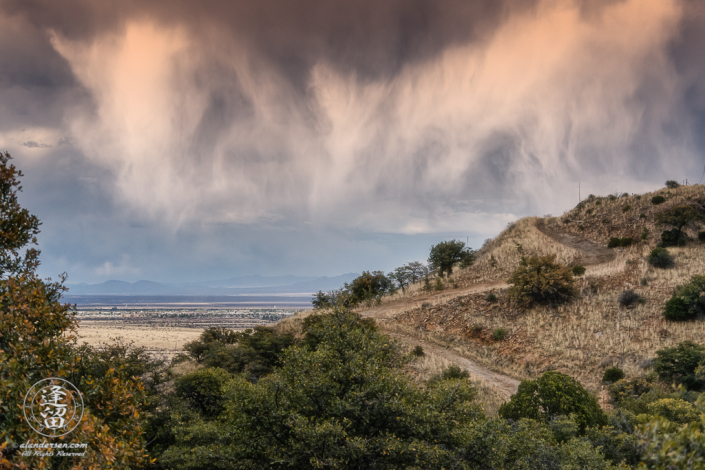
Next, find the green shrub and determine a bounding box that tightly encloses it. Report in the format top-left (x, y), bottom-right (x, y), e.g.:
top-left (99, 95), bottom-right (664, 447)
top-left (609, 376), bottom-right (657, 403)
top-left (654, 341), bottom-right (705, 390)
top-left (647, 398), bottom-right (699, 424)
top-left (411, 345), bottom-right (425, 357)
top-left (572, 265), bottom-right (586, 276)
top-left (485, 292), bottom-right (498, 302)
top-left (507, 255), bottom-right (577, 308)
top-left (165, 308), bottom-right (486, 469)
top-left (660, 228), bottom-right (688, 247)
top-left (493, 327), bottom-right (506, 340)
top-left (622, 204), bottom-right (632, 212)
top-left (636, 195), bottom-right (642, 200)
top-left (175, 367), bottom-right (231, 417)
top-left (641, 277), bottom-right (648, 286)
top-left (602, 366), bottom-right (625, 383)
top-left (609, 194), bottom-right (617, 201)
top-left (652, 195), bottom-right (666, 205)
top-left (640, 213), bottom-right (646, 219)
top-left (440, 364), bottom-right (470, 381)
top-left (665, 180), bottom-right (680, 189)
top-left (596, 200), bottom-right (602, 205)
top-left (434, 277), bottom-right (445, 291)
top-left (499, 371), bottom-right (607, 433)
top-left (699, 231), bottom-right (705, 243)
top-left (641, 227), bottom-right (649, 240)
top-left (608, 237), bottom-right (633, 248)
top-left (663, 275), bottom-right (705, 321)
top-left (648, 247), bottom-right (674, 268)
top-left (618, 290), bottom-right (640, 307)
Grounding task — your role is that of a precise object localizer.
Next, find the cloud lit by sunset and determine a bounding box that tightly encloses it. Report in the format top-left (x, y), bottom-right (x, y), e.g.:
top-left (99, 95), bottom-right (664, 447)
top-left (1, 0), bottom-right (703, 282)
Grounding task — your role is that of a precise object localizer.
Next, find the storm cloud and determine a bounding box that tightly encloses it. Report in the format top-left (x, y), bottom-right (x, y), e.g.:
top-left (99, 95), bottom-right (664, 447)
top-left (1, 0), bottom-right (704, 282)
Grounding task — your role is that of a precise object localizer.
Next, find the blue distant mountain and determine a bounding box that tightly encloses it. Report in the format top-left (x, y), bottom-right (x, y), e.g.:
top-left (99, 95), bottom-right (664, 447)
top-left (66, 273), bottom-right (359, 296)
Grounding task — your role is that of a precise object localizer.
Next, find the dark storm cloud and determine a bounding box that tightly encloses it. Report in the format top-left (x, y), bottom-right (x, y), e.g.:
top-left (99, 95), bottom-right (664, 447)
top-left (1, 0), bottom-right (704, 283)
top-left (3, 0), bottom-right (534, 80)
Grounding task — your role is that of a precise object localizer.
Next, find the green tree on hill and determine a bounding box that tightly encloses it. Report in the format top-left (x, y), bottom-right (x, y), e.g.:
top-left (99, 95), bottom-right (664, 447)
top-left (655, 205), bottom-right (704, 247)
top-left (428, 240), bottom-right (475, 277)
top-left (499, 371), bottom-right (607, 433)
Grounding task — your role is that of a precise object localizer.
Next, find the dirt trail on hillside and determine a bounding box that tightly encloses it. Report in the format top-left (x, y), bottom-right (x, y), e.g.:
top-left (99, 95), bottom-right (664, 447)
top-left (388, 332), bottom-right (521, 399)
top-left (536, 219), bottom-right (615, 266)
top-left (356, 219), bottom-right (614, 400)
top-left (357, 281), bottom-right (517, 397)
top-left (360, 281), bottom-right (508, 320)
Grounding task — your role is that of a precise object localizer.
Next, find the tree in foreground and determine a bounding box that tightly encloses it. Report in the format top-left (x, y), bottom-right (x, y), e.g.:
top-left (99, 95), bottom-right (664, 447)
top-left (499, 371), bottom-right (607, 433)
top-left (428, 240), bottom-right (475, 277)
top-left (0, 152), bottom-right (152, 469)
top-left (160, 308), bottom-right (484, 469)
top-left (507, 254), bottom-right (577, 307)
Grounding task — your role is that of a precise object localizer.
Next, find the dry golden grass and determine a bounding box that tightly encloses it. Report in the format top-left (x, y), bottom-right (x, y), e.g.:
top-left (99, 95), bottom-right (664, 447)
top-left (391, 237), bottom-right (705, 394)
top-left (77, 321), bottom-right (204, 361)
top-left (468, 217), bottom-right (582, 282)
top-left (557, 184), bottom-right (705, 246)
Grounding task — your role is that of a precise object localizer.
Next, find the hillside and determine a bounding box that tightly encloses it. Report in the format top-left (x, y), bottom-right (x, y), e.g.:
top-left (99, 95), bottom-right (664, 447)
top-left (356, 183), bottom-right (705, 406)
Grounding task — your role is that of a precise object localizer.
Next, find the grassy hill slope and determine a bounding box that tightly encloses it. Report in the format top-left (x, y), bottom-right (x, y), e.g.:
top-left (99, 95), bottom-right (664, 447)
top-left (363, 183), bottom-right (705, 399)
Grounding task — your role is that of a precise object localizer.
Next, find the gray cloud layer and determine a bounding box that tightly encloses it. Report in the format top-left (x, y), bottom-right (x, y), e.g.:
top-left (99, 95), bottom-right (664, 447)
top-left (1, 0), bottom-right (704, 282)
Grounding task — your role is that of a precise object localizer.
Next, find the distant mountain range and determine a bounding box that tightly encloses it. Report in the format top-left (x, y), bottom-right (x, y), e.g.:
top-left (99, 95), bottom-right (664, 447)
top-left (65, 273), bottom-right (359, 296)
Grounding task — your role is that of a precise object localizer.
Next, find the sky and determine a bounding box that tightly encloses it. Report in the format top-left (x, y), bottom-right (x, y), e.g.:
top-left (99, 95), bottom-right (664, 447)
top-left (1, 0), bottom-right (704, 284)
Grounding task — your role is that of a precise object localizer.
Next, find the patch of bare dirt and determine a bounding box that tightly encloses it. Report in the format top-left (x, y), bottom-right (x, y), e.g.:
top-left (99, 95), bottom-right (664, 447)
top-left (388, 332), bottom-right (520, 399)
top-left (536, 218), bottom-right (615, 266)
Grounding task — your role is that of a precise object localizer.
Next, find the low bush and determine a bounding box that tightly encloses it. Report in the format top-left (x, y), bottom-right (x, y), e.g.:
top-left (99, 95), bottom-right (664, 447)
top-left (699, 231), bottom-right (705, 243)
top-left (641, 278), bottom-right (648, 286)
top-left (654, 341), bottom-right (705, 390)
top-left (493, 327), bottom-right (506, 341)
top-left (665, 180), bottom-right (680, 189)
top-left (602, 366), bottom-right (625, 383)
top-left (485, 292), bottom-right (498, 302)
top-left (618, 290), bottom-right (640, 307)
top-left (652, 195), bottom-right (666, 205)
top-left (640, 213), bottom-right (646, 219)
top-left (507, 255), bottom-right (577, 307)
top-left (648, 247), bottom-right (674, 268)
top-left (411, 345), bottom-right (425, 357)
top-left (647, 398), bottom-right (699, 424)
top-left (499, 371), bottom-right (607, 433)
top-left (608, 237), bottom-right (633, 248)
top-left (622, 205), bottom-right (632, 213)
top-left (609, 376), bottom-right (658, 404)
top-left (660, 228), bottom-right (688, 247)
top-left (641, 228), bottom-right (649, 240)
top-left (663, 275), bottom-right (705, 321)
top-left (572, 265), bottom-right (586, 276)
top-left (609, 194), bottom-right (617, 201)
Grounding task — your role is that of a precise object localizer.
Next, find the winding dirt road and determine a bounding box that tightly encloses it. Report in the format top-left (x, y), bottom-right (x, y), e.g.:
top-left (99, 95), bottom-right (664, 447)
top-left (357, 219), bottom-right (614, 400)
